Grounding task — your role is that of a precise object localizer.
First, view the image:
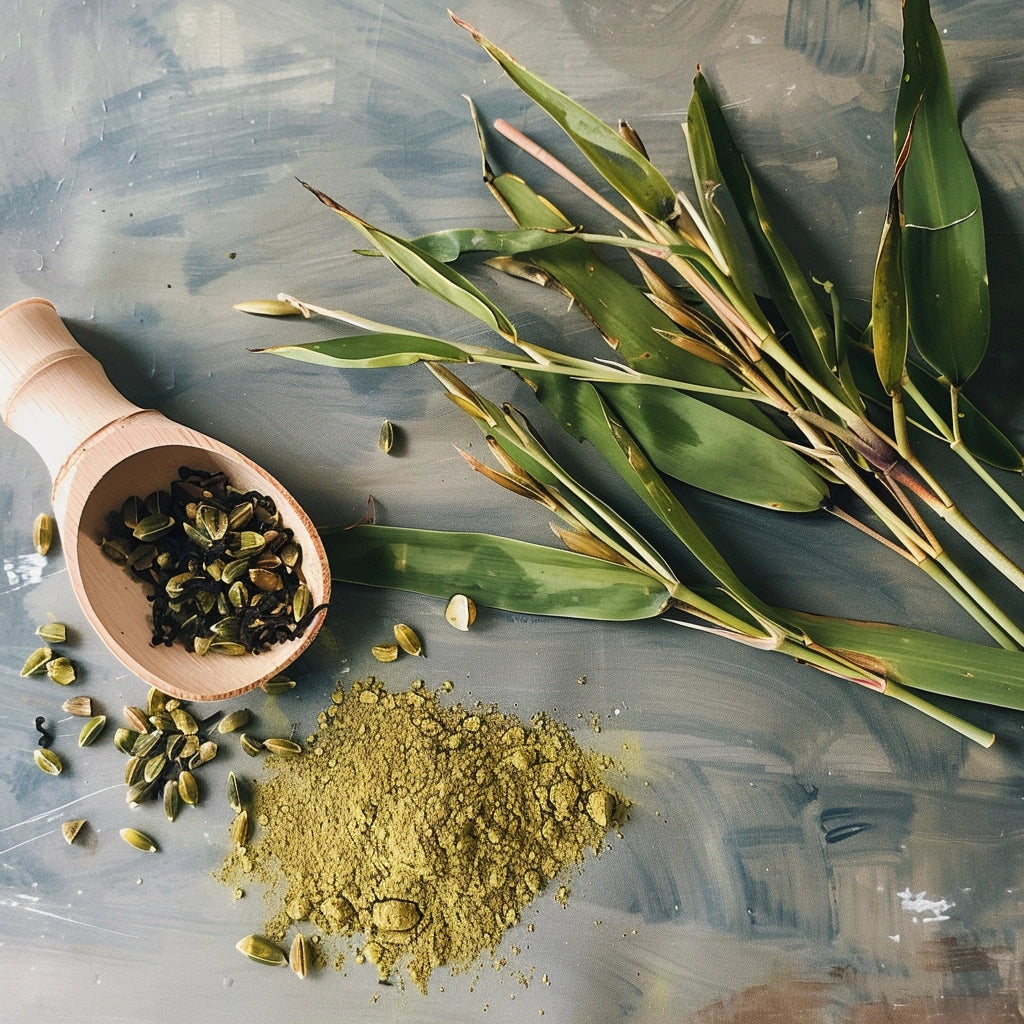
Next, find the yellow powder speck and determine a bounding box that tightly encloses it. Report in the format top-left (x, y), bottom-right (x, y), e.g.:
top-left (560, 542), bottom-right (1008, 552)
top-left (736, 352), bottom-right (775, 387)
top-left (218, 677), bottom-right (626, 993)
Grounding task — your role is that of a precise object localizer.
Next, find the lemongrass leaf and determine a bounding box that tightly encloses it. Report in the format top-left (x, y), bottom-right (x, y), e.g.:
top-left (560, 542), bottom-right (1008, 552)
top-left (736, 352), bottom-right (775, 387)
top-left (689, 72), bottom-right (853, 404)
top-left (299, 180), bottom-right (518, 339)
top-left (451, 14), bottom-right (678, 223)
top-left (324, 524), bottom-right (673, 620)
top-left (409, 226), bottom-right (579, 262)
top-left (895, 0), bottom-right (989, 386)
top-left (871, 185), bottom-right (909, 394)
top-left (785, 608), bottom-right (1024, 712)
top-left (254, 333), bottom-right (472, 369)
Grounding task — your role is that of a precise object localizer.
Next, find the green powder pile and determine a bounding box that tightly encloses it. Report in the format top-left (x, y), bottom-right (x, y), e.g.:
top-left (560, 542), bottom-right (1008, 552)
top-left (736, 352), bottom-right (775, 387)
top-left (219, 677), bottom-right (625, 991)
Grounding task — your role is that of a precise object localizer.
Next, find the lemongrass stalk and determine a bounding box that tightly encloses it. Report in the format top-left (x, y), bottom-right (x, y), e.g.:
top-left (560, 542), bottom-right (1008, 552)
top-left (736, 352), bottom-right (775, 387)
top-left (902, 376), bottom-right (1024, 524)
top-left (883, 680), bottom-right (995, 747)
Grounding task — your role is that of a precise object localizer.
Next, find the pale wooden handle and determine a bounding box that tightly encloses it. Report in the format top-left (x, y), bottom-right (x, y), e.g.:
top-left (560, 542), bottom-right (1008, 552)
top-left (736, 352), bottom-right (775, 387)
top-left (0, 298), bottom-right (146, 483)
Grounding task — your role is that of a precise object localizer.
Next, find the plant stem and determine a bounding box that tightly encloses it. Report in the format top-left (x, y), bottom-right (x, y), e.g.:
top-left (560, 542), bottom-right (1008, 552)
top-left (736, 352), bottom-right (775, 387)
top-left (884, 681), bottom-right (995, 747)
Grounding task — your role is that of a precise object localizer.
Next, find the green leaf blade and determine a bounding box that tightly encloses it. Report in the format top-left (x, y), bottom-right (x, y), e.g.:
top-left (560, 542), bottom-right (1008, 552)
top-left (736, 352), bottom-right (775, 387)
top-left (325, 524), bottom-right (672, 620)
top-left (453, 14), bottom-right (678, 222)
top-left (895, 0), bottom-right (989, 387)
top-left (256, 333), bottom-right (472, 369)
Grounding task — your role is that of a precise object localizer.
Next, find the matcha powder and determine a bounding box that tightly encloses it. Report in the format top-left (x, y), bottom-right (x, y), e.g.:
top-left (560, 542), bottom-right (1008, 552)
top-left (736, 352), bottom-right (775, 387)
top-left (219, 677), bottom-right (625, 991)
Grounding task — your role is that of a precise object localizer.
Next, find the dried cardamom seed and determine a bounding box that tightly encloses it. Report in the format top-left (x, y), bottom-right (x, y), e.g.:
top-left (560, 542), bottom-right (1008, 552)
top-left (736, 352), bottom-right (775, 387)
top-left (290, 932), bottom-right (310, 978)
top-left (445, 593), bottom-right (477, 631)
top-left (77, 715), bottom-right (107, 748)
top-left (378, 419), bottom-right (395, 454)
top-left (226, 771), bottom-right (248, 812)
top-left (132, 512), bottom-right (174, 542)
top-left (113, 727), bottom-right (138, 754)
top-left (229, 808), bottom-right (250, 847)
top-left (125, 779), bottom-right (155, 805)
top-left (120, 827), bottom-right (157, 852)
top-left (371, 642), bottom-right (399, 663)
top-left (217, 709), bottom-right (252, 735)
top-left (33, 747), bottom-right (63, 775)
top-left (163, 779), bottom-right (181, 822)
top-left (235, 934), bottom-right (286, 966)
top-left (33, 512), bottom-right (54, 555)
top-left (178, 770), bottom-right (199, 806)
top-left (20, 647), bottom-right (52, 677)
top-left (45, 656), bottom-right (76, 686)
top-left (62, 695), bottom-right (93, 717)
top-left (35, 622), bottom-right (67, 644)
top-left (122, 706), bottom-right (150, 734)
top-left (146, 687), bottom-right (168, 717)
top-left (124, 755), bottom-right (145, 786)
top-left (61, 819), bottom-right (86, 845)
top-left (130, 730), bottom-right (162, 758)
top-left (170, 708), bottom-right (198, 735)
top-left (239, 733), bottom-right (263, 757)
top-left (261, 675), bottom-right (296, 695)
top-left (99, 536), bottom-right (133, 564)
top-left (148, 711), bottom-right (177, 733)
top-left (143, 753), bottom-right (167, 783)
top-left (393, 623), bottom-right (424, 657)
top-left (262, 737), bottom-right (302, 757)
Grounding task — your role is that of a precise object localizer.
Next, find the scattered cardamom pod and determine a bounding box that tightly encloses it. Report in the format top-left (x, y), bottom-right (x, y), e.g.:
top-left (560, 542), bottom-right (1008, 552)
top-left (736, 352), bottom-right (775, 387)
top-left (62, 695), bottom-right (93, 717)
top-left (33, 747), bottom-right (63, 775)
top-left (35, 622), bottom-right (66, 644)
top-left (20, 647), bottom-right (52, 677)
top-left (239, 733), bottom-right (263, 756)
top-left (163, 779), bottom-right (181, 822)
top-left (229, 808), bottom-right (250, 848)
top-left (122, 706), bottom-right (150, 733)
top-left (45, 656), bottom-right (76, 686)
top-left (77, 715), bottom-right (107, 747)
top-left (261, 675), bottom-right (296, 695)
top-left (371, 642), bottom-right (399, 663)
top-left (445, 593), bottom-right (477, 631)
top-left (119, 827), bottom-right (157, 852)
top-left (61, 819), bottom-right (86, 845)
top-left (32, 512), bottom-right (54, 555)
top-left (290, 932), bottom-right (310, 978)
top-left (263, 737), bottom-right (302, 757)
top-left (217, 708), bottom-right (252, 734)
top-left (393, 623), bottom-right (424, 657)
top-left (178, 770), bottom-right (199, 806)
top-left (378, 419), bottom-right (395, 454)
top-left (226, 771), bottom-right (248, 812)
top-left (235, 933), bottom-right (287, 966)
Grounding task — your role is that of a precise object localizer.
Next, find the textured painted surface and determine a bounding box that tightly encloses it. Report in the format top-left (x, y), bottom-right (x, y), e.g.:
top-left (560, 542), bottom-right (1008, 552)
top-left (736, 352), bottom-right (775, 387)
top-left (2, 1), bottom-right (1024, 1020)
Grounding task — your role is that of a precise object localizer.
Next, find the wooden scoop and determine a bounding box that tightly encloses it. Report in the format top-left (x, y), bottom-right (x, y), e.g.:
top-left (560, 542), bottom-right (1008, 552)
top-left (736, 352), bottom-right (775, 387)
top-left (0, 298), bottom-right (330, 701)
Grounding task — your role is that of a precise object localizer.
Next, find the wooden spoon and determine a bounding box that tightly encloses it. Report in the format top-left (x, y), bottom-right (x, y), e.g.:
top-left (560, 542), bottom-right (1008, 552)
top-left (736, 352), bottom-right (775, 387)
top-left (0, 297), bottom-right (330, 701)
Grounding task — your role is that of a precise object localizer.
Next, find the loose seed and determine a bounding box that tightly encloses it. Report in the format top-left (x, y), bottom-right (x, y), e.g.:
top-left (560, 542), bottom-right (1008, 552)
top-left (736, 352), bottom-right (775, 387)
top-left (33, 512), bottom-right (54, 555)
top-left (131, 730), bottom-right (162, 758)
top-left (33, 747), bottom-right (63, 775)
top-left (445, 593), bottom-right (477, 631)
top-left (378, 419), bottom-right (395, 454)
top-left (393, 623), bottom-right (424, 657)
top-left (123, 706), bottom-right (150, 734)
top-left (146, 687), bottom-right (168, 717)
top-left (77, 715), bottom-right (107, 748)
top-left (239, 733), bottom-right (263, 757)
top-left (170, 708), bottom-right (199, 735)
top-left (120, 827), bottom-right (157, 852)
top-left (217, 709), bottom-right (252, 734)
top-left (163, 779), bottom-right (181, 821)
top-left (263, 737), bottom-right (302, 757)
top-left (132, 512), bottom-right (175, 542)
top-left (230, 808), bottom-right (250, 847)
top-left (371, 642), bottom-right (399, 663)
top-left (125, 779), bottom-right (155, 805)
top-left (178, 770), bottom-right (199, 806)
top-left (113, 727), bottom-right (138, 754)
top-left (20, 647), bottom-right (52, 677)
top-left (226, 771), bottom-right (248, 812)
top-left (290, 933), bottom-right (310, 978)
top-left (34, 716), bottom-right (53, 748)
top-left (35, 622), bottom-right (67, 644)
top-left (143, 753), bottom-right (167, 783)
top-left (124, 755), bottom-right (145, 786)
top-left (62, 695), bottom-right (93, 717)
top-left (148, 711), bottom-right (177, 733)
top-left (261, 675), bottom-right (296, 695)
top-left (235, 934), bottom-right (286, 966)
top-left (45, 656), bottom-right (76, 685)
top-left (61, 819), bottom-right (86, 845)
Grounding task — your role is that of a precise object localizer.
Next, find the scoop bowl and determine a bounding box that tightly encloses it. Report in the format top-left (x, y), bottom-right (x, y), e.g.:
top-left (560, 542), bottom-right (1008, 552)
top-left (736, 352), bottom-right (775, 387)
top-left (0, 298), bottom-right (330, 701)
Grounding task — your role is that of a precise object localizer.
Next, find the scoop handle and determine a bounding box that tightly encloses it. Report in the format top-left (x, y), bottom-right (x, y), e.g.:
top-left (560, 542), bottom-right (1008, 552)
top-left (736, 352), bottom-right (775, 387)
top-left (0, 298), bottom-right (146, 484)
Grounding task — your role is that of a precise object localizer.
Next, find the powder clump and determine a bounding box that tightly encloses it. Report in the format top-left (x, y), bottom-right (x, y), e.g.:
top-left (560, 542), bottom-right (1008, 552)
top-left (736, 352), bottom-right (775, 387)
top-left (219, 676), bottom-right (624, 991)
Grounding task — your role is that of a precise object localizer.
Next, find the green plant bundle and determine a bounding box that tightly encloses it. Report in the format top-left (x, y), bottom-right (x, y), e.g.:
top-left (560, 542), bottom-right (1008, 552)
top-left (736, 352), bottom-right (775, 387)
top-left (239, 1), bottom-right (1024, 746)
